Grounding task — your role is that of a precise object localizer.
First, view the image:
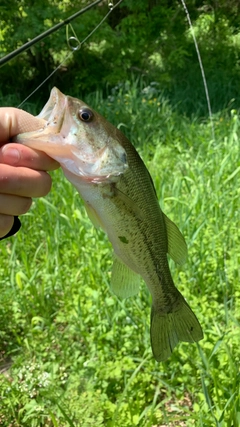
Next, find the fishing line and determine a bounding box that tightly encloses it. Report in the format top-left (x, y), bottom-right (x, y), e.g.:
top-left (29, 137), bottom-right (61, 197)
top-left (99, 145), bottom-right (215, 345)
top-left (180, 0), bottom-right (215, 141)
top-left (17, 0), bottom-right (123, 108)
top-left (81, 0), bottom-right (123, 45)
top-left (17, 52), bottom-right (73, 108)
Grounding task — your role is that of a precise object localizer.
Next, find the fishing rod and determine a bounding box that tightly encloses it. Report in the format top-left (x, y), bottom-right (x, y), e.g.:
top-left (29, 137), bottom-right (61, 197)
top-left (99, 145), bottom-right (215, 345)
top-left (0, 0), bottom-right (104, 67)
top-left (15, 0), bottom-right (122, 107)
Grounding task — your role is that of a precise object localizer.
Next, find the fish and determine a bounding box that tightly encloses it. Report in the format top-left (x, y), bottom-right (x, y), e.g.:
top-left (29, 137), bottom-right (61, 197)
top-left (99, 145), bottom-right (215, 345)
top-left (15, 87), bottom-right (203, 361)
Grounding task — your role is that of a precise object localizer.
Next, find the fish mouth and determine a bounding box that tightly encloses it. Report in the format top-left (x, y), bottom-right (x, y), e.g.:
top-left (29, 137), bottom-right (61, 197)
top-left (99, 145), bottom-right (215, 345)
top-left (37, 87), bottom-right (66, 122)
top-left (15, 87), bottom-right (128, 183)
top-left (15, 87), bottom-right (72, 157)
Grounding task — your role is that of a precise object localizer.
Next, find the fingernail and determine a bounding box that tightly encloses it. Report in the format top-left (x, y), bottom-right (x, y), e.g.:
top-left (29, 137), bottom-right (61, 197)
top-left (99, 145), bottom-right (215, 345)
top-left (2, 146), bottom-right (20, 165)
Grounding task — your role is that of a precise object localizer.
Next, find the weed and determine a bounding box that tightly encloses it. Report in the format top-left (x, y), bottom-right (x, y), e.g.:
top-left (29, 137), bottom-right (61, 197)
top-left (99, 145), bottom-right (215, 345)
top-left (0, 84), bottom-right (239, 426)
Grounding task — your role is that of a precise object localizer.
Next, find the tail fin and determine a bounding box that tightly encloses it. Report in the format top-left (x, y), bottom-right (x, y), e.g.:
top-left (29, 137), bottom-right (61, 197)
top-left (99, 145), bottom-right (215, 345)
top-left (150, 297), bottom-right (203, 362)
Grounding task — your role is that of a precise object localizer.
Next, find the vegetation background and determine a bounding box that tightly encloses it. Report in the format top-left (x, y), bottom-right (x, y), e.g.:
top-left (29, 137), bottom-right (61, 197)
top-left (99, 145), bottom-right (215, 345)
top-left (0, 0), bottom-right (239, 426)
top-left (1, 0), bottom-right (240, 114)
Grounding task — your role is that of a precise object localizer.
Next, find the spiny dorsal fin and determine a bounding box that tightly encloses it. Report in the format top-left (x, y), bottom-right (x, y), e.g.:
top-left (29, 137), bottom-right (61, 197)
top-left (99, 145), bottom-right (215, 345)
top-left (163, 213), bottom-right (188, 265)
top-left (111, 256), bottom-right (140, 298)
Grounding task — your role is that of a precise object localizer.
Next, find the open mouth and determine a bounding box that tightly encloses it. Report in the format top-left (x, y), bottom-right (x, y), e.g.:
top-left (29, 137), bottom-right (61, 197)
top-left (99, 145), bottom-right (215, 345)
top-left (37, 87), bottom-right (67, 126)
top-left (14, 87), bottom-right (69, 152)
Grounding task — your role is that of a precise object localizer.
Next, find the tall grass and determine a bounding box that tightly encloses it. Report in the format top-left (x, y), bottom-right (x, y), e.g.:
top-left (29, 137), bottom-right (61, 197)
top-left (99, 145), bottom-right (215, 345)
top-left (0, 83), bottom-right (239, 426)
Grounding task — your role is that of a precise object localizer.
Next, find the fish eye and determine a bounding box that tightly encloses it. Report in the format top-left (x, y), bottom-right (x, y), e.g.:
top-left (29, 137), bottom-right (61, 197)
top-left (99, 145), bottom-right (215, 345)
top-left (79, 108), bottom-right (93, 122)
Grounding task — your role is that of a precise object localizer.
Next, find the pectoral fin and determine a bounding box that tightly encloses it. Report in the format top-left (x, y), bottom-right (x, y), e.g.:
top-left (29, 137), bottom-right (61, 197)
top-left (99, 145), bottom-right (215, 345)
top-left (163, 213), bottom-right (188, 265)
top-left (114, 187), bottom-right (145, 221)
top-left (111, 256), bottom-right (141, 298)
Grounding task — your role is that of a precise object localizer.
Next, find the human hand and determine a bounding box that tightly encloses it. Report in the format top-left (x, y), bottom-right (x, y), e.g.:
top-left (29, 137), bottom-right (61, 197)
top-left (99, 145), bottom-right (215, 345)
top-left (0, 107), bottom-right (59, 238)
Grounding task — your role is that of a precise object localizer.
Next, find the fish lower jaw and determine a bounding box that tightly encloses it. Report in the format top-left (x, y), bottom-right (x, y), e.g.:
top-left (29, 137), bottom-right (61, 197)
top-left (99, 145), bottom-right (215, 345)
top-left (89, 173), bottom-right (122, 183)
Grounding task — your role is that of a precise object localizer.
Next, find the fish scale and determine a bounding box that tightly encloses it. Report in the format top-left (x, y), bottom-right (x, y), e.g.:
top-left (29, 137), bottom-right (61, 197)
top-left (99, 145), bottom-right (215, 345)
top-left (15, 87), bottom-right (203, 361)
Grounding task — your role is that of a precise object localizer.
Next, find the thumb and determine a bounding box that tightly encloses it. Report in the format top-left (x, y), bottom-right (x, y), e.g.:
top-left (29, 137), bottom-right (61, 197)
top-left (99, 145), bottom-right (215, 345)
top-left (0, 107), bottom-right (46, 144)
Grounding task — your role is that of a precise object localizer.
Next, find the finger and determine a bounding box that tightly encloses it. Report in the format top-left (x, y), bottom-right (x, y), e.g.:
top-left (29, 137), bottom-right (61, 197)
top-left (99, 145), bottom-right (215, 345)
top-left (0, 143), bottom-right (59, 171)
top-left (0, 108), bottom-right (46, 144)
top-left (0, 214), bottom-right (14, 238)
top-left (0, 194), bottom-right (32, 216)
top-left (0, 164), bottom-right (52, 197)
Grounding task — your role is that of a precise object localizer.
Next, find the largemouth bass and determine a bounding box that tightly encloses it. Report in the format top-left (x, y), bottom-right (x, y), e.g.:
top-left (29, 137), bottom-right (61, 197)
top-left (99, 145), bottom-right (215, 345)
top-left (15, 87), bottom-right (203, 361)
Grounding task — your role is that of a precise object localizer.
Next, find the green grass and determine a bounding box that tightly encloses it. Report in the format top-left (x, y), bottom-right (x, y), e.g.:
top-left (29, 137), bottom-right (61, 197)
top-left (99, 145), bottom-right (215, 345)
top-left (0, 83), bottom-right (239, 426)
